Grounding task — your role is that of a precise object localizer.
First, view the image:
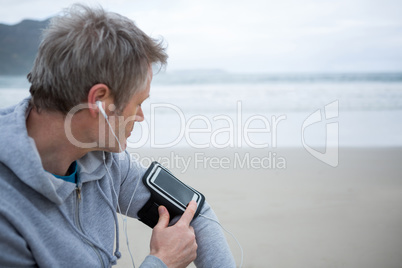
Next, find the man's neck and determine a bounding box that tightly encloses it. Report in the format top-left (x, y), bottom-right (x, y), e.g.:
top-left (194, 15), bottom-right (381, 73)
top-left (26, 107), bottom-right (90, 176)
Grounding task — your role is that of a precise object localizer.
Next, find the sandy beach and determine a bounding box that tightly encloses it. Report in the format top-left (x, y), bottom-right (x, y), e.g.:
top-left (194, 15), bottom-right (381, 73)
top-left (115, 147), bottom-right (402, 268)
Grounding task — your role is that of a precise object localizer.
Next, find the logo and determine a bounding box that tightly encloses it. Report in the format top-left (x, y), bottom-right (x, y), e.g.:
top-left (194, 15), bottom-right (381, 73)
top-left (302, 100), bottom-right (339, 167)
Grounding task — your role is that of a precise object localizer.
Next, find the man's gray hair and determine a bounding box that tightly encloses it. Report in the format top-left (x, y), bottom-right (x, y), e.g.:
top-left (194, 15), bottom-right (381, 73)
top-left (28, 4), bottom-right (168, 114)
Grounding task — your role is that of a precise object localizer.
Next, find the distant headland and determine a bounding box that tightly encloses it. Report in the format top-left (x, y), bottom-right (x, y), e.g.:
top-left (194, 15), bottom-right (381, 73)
top-left (0, 19), bottom-right (50, 75)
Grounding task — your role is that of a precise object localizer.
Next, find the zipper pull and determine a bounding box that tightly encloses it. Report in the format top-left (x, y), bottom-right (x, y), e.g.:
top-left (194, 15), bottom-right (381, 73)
top-left (76, 186), bottom-right (81, 201)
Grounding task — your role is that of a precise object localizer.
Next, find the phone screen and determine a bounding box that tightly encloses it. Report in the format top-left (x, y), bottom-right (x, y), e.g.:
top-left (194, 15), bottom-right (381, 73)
top-left (153, 168), bottom-right (196, 206)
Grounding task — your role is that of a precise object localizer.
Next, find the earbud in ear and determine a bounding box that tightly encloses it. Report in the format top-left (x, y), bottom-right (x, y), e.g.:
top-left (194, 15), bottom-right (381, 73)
top-left (96, 101), bottom-right (108, 119)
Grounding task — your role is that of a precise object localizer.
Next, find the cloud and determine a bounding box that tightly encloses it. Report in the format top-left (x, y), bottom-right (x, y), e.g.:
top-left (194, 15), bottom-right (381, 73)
top-left (1, 0), bottom-right (401, 72)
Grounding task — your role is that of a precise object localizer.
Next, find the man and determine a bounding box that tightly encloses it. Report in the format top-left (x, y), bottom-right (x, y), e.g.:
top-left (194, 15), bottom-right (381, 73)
top-left (0, 4), bottom-right (236, 267)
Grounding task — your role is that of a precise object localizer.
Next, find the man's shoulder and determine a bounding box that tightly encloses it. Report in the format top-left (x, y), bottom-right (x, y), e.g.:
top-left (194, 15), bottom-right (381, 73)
top-left (0, 163), bottom-right (31, 206)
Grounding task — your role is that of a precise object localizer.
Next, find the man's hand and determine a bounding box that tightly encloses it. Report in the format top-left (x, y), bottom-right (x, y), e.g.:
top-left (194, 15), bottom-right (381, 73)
top-left (149, 200), bottom-right (198, 268)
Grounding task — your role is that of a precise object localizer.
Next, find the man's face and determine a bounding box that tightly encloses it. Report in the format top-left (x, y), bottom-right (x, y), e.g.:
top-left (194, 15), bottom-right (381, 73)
top-left (110, 69), bottom-right (152, 152)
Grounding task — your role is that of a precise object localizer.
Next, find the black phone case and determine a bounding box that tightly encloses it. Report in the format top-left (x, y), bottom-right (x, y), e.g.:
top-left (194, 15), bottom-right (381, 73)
top-left (138, 161), bottom-right (205, 228)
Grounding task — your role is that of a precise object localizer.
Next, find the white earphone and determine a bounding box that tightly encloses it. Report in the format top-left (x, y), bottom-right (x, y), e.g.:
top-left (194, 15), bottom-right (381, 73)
top-left (96, 100), bottom-right (124, 152)
top-left (96, 100), bottom-right (108, 119)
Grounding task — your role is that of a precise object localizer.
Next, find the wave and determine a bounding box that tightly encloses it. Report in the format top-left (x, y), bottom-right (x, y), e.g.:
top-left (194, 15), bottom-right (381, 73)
top-left (152, 71), bottom-right (402, 85)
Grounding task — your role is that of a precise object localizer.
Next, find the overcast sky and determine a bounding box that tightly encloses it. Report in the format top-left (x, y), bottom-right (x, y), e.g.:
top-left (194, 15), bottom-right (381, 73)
top-left (1, 0), bottom-right (401, 73)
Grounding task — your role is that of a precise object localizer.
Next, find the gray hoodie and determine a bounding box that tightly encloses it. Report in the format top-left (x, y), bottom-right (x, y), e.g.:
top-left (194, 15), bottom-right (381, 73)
top-left (0, 98), bottom-right (236, 267)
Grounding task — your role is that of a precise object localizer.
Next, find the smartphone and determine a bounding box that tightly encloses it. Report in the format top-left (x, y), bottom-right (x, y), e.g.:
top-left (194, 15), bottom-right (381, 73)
top-left (138, 161), bottom-right (205, 227)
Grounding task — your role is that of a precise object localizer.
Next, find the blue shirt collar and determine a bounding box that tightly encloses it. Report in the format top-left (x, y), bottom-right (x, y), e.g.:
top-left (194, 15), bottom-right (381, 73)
top-left (51, 161), bottom-right (78, 184)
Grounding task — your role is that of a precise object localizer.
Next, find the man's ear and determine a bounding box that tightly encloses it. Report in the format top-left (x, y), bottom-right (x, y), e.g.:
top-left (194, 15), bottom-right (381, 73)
top-left (87, 84), bottom-right (113, 118)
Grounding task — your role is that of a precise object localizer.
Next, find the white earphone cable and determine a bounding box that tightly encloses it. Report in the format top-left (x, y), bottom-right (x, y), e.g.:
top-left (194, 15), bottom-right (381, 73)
top-left (103, 152), bottom-right (136, 268)
top-left (98, 101), bottom-right (138, 268)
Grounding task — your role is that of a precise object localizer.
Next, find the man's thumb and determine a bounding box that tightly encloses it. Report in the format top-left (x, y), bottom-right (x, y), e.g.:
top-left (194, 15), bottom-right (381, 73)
top-left (155, 205), bottom-right (170, 228)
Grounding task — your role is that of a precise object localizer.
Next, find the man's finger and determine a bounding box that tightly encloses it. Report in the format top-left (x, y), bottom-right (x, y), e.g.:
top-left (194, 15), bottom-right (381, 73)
top-left (155, 205), bottom-right (170, 229)
top-left (178, 200), bottom-right (197, 226)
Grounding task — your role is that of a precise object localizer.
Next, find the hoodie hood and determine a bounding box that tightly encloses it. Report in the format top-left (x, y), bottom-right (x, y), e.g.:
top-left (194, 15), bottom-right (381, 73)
top-left (0, 98), bottom-right (107, 205)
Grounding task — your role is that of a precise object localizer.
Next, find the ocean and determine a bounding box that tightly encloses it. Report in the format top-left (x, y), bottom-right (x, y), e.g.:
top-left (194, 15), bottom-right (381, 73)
top-left (1, 73), bottom-right (402, 149)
